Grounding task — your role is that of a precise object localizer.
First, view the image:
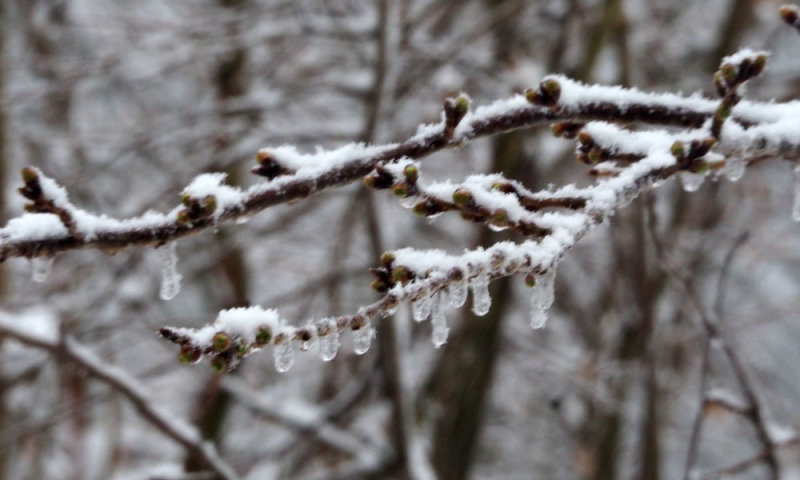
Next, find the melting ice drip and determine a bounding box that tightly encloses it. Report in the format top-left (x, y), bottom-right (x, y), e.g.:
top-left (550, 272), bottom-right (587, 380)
top-left (31, 256), bottom-right (54, 283)
top-left (273, 337), bottom-right (295, 373)
top-left (430, 291), bottom-right (449, 348)
top-left (158, 243), bottom-right (183, 301)
top-left (470, 274), bottom-right (491, 316)
top-left (529, 269), bottom-right (556, 330)
top-left (353, 317), bottom-right (376, 355)
top-left (319, 320), bottom-right (341, 362)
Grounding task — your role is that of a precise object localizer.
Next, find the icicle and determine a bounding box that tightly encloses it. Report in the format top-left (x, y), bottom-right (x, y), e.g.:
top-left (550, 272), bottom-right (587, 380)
top-left (158, 243), bottom-right (183, 301)
top-left (352, 319), bottom-right (375, 355)
top-left (447, 272), bottom-right (467, 308)
top-left (529, 269), bottom-right (556, 329)
top-left (319, 323), bottom-right (340, 362)
top-left (411, 291), bottom-right (432, 322)
top-left (793, 165), bottom-right (800, 222)
top-left (470, 274), bottom-right (491, 316)
top-left (31, 256), bottom-right (54, 283)
top-left (273, 336), bottom-right (295, 373)
top-left (679, 171), bottom-right (705, 192)
top-left (430, 292), bottom-right (449, 348)
top-left (723, 157), bottom-right (745, 182)
top-left (447, 273), bottom-right (468, 308)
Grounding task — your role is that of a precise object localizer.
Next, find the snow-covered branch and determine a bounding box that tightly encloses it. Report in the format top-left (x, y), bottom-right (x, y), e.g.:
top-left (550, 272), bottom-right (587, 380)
top-left (156, 48), bottom-right (800, 374)
top-left (4, 69), bottom-right (800, 262)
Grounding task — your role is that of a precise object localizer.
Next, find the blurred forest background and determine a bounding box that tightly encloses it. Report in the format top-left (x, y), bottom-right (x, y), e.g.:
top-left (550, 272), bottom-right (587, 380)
top-left (3, 0), bottom-right (800, 479)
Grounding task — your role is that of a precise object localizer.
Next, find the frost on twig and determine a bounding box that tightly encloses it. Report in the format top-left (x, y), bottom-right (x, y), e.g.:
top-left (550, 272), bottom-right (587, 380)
top-left (3, 43), bottom-right (799, 374)
top-left (156, 48), bottom-right (800, 373)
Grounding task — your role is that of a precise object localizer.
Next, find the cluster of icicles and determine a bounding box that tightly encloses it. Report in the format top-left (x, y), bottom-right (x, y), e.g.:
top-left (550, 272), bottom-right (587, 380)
top-left (261, 267), bottom-right (559, 373)
top-left (270, 318), bottom-right (376, 373)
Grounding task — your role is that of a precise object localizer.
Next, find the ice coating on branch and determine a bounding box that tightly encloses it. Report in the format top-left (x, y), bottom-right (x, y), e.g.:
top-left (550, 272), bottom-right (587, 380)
top-left (793, 165), bottom-right (800, 222)
top-left (471, 274), bottom-right (491, 316)
top-left (447, 273), bottom-right (467, 308)
top-left (319, 320), bottom-right (340, 362)
top-left (158, 243), bottom-right (182, 301)
top-left (31, 256), bottom-right (53, 283)
top-left (679, 171), bottom-right (706, 193)
top-left (352, 321), bottom-right (375, 355)
top-left (529, 269), bottom-right (556, 329)
top-left (273, 337), bottom-right (295, 373)
top-left (430, 292), bottom-right (449, 348)
top-left (411, 291), bottom-right (432, 322)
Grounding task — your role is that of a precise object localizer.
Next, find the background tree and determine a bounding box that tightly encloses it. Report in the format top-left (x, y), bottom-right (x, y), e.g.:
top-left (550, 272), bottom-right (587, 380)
top-left (2, 1), bottom-right (800, 480)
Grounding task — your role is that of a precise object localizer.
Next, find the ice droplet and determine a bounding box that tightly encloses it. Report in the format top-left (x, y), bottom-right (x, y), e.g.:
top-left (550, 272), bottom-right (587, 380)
top-left (31, 256), bottom-right (53, 283)
top-left (680, 171), bottom-right (705, 192)
top-left (158, 243), bottom-right (183, 301)
top-left (529, 269), bottom-right (556, 329)
top-left (235, 217), bottom-right (249, 225)
top-left (412, 292), bottom-right (432, 322)
top-left (274, 338), bottom-right (295, 373)
top-left (447, 274), bottom-right (468, 308)
top-left (793, 165), bottom-right (800, 222)
top-left (353, 322), bottom-right (375, 355)
top-left (431, 292), bottom-right (449, 348)
top-left (319, 326), bottom-right (340, 362)
top-left (723, 157), bottom-right (745, 182)
top-left (471, 274), bottom-right (491, 316)
top-left (487, 223), bottom-right (508, 232)
top-left (399, 195), bottom-right (417, 209)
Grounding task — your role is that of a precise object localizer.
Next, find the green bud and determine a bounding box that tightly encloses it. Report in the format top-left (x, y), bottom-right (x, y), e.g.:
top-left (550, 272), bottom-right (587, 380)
top-left (254, 325), bottom-right (273, 347)
top-left (541, 79), bottom-right (561, 99)
top-left (720, 63), bottom-right (737, 83)
top-left (21, 167), bottom-right (38, 184)
top-left (452, 188), bottom-right (473, 206)
top-left (371, 278), bottom-right (388, 293)
top-left (525, 274), bottom-right (536, 288)
top-left (670, 142), bottom-right (685, 159)
top-left (412, 202), bottom-right (429, 217)
top-left (212, 332), bottom-right (231, 352)
top-left (181, 193), bottom-right (192, 206)
top-left (178, 346), bottom-right (202, 365)
top-left (454, 95), bottom-right (470, 115)
top-left (392, 182), bottom-right (409, 198)
top-left (391, 266), bottom-right (411, 284)
top-left (587, 148), bottom-right (604, 165)
top-left (235, 342), bottom-right (249, 356)
top-left (176, 210), bottom-right (191, 225)
top-left (380, 251), bottom-right (396, 266)
top-left (363, 175), bottom-right (376, 189)
top-left (780, 5), bottom-right (799, 25)
top-left (403, 165), bottom-right (419, 183)
top-left (203, 195), bottom-right (217, 215)
top-left (210, 355), bottom-right (228, 373)
top-left (491, 209), bottom-right (508, 226)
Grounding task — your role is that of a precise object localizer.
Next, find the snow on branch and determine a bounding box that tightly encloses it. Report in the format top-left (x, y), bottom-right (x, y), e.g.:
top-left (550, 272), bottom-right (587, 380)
top-left (4, 68), bottom-right (800, 263)
top-left (154, 48), bottom-right (800, 373)
top-left (5, 43), bottom-right (800, 375)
